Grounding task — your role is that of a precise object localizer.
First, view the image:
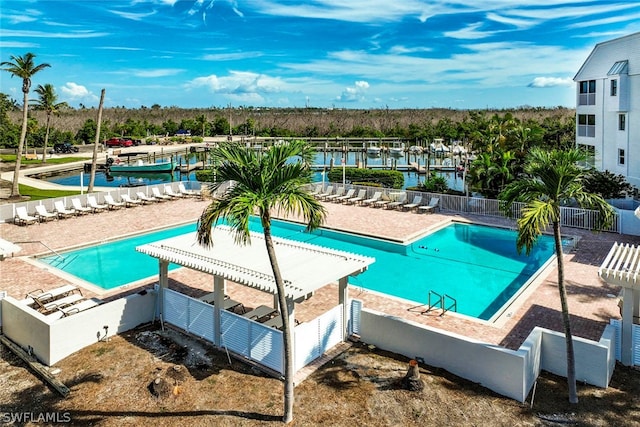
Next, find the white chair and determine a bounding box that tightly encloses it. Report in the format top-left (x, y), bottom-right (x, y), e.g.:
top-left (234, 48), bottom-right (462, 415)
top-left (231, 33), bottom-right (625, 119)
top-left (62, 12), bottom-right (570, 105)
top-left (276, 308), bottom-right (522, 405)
top-left (87, 195), bottom-right (108, 212)
top-left (54, 200), bottom-right (76, 218)
top-left (104, 194), bottom-right (125, 209)
top-left (121, 194), bottom-right (142, 207)
top-left (361, 191), bottom-right (382, 206)
top-left (164, 185), bottom-right (184, 198)
top-left (386, 193), bottom-right (407, 209)
top-left (35, 205), bottom-right (57, 222)
top-left (136, 191), bottom-right (158, 204)
top-left (71, 198), bottom-right (92, 215)
top-left (325, 187), bottom-right (345, 202)
top-left (403, 195), bottom-right (423, 211)
top-left (316, 185), bottom-right (334, 200)
top-left (344, 189), bottom-right (367, 205)
top-left (335, 188), bottom-right (356, 203)
top-left (418, 197), bottom-right (440, 214)
top-left (152, 187), bottom-right (171, 201)
top-left (14, 206), bottom-right (38, 226)
top-left (178, 183), bottom-right (198, 197)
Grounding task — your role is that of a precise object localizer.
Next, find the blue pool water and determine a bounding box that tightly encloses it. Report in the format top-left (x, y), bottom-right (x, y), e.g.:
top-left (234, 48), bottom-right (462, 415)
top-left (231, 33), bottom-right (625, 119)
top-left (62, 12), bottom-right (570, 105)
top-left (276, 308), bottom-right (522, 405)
top-left (39, 219), bottom-right (557, 320)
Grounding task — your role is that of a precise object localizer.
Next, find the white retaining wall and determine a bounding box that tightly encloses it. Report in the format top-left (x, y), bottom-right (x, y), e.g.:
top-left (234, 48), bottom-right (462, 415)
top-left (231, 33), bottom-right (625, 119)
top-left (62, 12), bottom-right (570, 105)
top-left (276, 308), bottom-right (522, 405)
top-left (1, 290), bottom-right (156, 366)
top-left (358, 308), bottom-right (616, 402)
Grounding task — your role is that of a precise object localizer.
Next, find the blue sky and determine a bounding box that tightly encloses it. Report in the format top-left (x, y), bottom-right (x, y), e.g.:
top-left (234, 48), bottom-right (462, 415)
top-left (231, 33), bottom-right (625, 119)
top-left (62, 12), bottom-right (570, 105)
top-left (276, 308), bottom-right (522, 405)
top-left (1, 1), bottom-right (639, 110)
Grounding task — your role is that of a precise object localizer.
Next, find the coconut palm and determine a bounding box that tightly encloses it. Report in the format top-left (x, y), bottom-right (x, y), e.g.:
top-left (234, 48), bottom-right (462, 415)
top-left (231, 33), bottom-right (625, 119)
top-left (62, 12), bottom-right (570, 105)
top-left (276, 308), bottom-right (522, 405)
top-left (500, 148), bottom-right (614, 404)
top-left (196, 139), bottom-right (326, 423)
top-left (1, 53), bottom-right (50, 197)
top-left (33, 83), bottom-right (67, 163)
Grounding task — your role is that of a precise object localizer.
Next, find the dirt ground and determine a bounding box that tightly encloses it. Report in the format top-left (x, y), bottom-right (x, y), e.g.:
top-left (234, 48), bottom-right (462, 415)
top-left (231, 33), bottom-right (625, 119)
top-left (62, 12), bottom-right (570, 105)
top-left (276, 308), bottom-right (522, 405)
top-left (1, 323), bottom-right (639, 427)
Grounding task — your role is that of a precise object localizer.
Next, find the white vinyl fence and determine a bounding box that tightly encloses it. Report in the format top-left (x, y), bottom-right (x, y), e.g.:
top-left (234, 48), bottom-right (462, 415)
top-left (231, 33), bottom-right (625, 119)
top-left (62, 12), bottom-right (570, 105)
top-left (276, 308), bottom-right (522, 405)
top-left (294, 304), bottom-right (344, 370)
top-left (610, 319), bottom-right (640, 366)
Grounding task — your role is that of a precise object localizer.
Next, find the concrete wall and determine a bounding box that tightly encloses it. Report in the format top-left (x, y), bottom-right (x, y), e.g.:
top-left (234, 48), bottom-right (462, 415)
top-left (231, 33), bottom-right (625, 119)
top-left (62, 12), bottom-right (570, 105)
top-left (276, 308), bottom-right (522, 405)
top-left (1, 290), bottom-right (156, 366)
top-left (359, 308), bottom-right (616, 402)
top-left (538, 325), bottom-right (616, 388)
top-left (1, 296), bottom-right (53, 363)
top-left (359, 308), bottom-right (534, 402)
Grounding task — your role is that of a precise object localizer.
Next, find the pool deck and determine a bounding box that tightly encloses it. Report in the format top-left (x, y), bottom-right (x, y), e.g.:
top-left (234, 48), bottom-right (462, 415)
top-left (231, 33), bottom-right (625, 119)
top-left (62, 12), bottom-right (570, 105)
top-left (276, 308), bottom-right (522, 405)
top-left (2, 197), bottom-right (639, 350)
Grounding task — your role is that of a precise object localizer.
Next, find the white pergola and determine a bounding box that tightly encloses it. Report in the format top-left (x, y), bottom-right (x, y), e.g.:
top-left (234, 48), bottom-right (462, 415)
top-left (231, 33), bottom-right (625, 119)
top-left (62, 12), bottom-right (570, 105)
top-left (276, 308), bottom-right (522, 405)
top-left (137, 225), bottom-right (375, 346)
top-left (598, 242), bottom-right (640, 365)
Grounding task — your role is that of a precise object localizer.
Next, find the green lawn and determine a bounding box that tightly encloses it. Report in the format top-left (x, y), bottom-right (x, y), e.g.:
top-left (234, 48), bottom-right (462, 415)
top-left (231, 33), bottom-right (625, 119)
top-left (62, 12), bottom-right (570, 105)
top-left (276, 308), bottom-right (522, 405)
top-left (17, 184), bottom-right (81, 201)
top-left (0, 154), bottom-right (89, 165)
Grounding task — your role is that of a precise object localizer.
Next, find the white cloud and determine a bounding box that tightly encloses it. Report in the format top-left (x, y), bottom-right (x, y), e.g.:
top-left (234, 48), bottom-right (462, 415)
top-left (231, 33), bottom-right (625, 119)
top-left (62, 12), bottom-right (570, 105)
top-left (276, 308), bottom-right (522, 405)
top-left (186, 71), bottom-right (285, 96)
top-left (528, 77), bottom-right (574, 88)
top-left (60, 82), bottom-right (98, 102)
top-left (131, 68), bottom-right (184, 78)
top-left (336, 80), bottom-right (369, 103)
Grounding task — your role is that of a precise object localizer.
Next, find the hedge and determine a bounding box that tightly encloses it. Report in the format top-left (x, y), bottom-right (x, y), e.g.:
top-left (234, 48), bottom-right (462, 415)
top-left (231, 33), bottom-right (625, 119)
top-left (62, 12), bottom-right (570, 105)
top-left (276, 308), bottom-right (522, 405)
top-left (326, 168), bottom-right (404, 188)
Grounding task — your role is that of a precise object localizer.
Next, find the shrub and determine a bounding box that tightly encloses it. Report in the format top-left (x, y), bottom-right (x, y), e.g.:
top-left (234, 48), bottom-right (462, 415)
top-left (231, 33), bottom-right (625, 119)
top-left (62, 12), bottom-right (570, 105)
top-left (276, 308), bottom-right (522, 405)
top-left (327, 168), bottom-right (403, 188)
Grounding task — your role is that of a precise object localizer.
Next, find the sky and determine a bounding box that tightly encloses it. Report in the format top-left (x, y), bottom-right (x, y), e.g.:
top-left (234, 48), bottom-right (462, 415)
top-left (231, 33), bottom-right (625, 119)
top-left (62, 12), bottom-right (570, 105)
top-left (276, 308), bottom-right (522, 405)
top-left (1, 1), bottom-right (639, 110)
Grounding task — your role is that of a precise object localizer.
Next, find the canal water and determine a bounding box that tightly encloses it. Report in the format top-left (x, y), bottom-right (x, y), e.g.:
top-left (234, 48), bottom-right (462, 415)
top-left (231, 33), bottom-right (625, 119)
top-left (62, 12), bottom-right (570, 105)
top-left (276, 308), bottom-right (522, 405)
top-left (42, 150), bottom-right (466, 191)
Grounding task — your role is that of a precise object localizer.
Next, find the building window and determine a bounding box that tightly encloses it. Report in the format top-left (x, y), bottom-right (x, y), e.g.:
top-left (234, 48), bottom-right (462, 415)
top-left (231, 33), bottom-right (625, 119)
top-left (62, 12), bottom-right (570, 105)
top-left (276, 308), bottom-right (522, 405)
top-left (578, 114), bottom-right (595, 137)
top-left (611, 79), bottom-right (618, 96)
top-left (579, 80), bottom-right (596, 105)
top-left (619, 149), bottom-right (625, 166)
top-left (619, 114), bottom-right (626, 131)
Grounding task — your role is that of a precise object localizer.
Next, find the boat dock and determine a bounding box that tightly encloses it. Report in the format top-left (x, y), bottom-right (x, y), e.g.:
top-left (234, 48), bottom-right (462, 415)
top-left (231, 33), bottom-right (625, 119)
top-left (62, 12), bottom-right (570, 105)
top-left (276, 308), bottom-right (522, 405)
top-left (177, 161), bottom-right (205, 173)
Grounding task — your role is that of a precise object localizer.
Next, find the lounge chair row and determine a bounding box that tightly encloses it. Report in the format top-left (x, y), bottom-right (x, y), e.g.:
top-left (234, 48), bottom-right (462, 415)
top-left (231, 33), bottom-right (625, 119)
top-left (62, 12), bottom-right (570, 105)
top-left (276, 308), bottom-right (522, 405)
top-left (13, 184), bottom-right (200, 226)
top-left (311, 185), bottom-right (440, 213)
top-left (23, 284), bottom-right (101, 318)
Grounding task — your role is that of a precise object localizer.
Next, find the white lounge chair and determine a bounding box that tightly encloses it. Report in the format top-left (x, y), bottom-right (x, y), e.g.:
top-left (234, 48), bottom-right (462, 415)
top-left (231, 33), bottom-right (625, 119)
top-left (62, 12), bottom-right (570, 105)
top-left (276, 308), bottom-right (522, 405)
top-left (35, 205), bottom-right (57, 222)
top-left (104, 194), bottom-right (125, 210)
top-left (136, 191), bottom-right (158, 204)
top-left (14, 206), bottom-right (38, 226)
top-left (40, 293), bottom-right (84, 313)
top-left (164, 185), bottom-right (184, 198)
top-left (87, 195), bottom-right (108, 212)
top-left (178, 183), bottom-right (198, 197)
top-left (71, 198), bottom-right (92, 215)
top-left (403, 195), bottom-right (423, 211)
top-left (121, 194), bottom-right (142, 207)
top-left (25, 284), bottom-right (80, 306)
top-left (386, 193), bottom-right (407, 209)
top-left (324, 187), bottom-right (345, 202)
top-left (58, 298), bottom-right (101, 317)
top-left (361, 191), bottom-right (382, 206)
top-left (152, 187), bottom-right (172, 201)
top-left (309, 184), bottom-right (323, 197)
top-left (335, 188), bottom-right (356, 203)
top-left (418, 197), bottom-right (440, 214)
top-left (345, 189), bottom-right (367, 205)
top-left (54, 200), bottom-right (76, 218)
top-left (373, 195), bottom-right (391, 208)
top-left (316, 185), bottom-right (334, 200)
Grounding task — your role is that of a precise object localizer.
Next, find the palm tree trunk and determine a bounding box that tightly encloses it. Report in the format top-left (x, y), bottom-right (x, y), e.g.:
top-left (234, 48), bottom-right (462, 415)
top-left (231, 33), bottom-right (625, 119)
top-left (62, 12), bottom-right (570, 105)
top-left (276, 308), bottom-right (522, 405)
top-left (554, 220), bottom-right (578, 403)
top-left (263, 221), bottom-right (295, 423)
top-left (88, 89), bottom-right (105, 193)
top-left (11, 90), bottom-right (29, 197)
top-left (41, 113), bottom-right (51, 163)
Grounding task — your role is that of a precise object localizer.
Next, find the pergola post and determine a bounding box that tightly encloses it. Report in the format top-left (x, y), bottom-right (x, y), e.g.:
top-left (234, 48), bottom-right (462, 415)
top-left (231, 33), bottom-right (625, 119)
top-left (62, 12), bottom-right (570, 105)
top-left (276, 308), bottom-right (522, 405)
top-left (338, 276), bottom-right (349, 339)
top-left (158, 259), bottom-right (169, 320)
top-left (213, 275), bottom-right (225, 347)
top-left (621, 286), bottom-right (638, 366)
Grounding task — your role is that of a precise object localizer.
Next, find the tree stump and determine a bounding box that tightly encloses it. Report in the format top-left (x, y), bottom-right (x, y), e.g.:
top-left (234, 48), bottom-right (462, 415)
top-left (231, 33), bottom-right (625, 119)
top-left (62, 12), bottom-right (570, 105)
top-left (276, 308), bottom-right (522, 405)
top-left (401, 359), bottom-right (424, 391)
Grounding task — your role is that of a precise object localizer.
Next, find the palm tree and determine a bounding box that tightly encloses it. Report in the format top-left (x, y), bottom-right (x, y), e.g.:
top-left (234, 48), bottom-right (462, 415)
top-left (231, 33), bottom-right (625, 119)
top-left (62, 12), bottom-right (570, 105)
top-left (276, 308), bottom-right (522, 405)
top-left (33, 83), bottom-right (67, 163)
top-left (1, 53), bottom-right (50, 197)
top-left (500, 148), bottom-right (614, 404)
top-left (196, 140), bottom-right (326, 423)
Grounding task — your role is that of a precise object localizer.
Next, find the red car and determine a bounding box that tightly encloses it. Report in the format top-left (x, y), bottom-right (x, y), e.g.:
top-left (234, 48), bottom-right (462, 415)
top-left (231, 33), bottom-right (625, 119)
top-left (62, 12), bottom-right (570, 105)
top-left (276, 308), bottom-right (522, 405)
top-left (105, 137), bottom-right (133, 147)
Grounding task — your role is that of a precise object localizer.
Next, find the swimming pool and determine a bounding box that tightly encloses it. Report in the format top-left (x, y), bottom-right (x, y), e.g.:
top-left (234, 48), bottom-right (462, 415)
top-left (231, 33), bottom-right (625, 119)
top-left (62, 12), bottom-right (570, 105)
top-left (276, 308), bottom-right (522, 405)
top-left (39, 219), bottom-right (558, 321)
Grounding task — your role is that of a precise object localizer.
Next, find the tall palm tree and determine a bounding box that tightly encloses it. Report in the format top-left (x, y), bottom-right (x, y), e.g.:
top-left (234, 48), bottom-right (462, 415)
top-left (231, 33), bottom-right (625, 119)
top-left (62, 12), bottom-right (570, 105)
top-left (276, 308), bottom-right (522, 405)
top-left (1, 53), bottom-right (50, 197)
top-left (33, 83), bottom-right (67, 163)
top-left (500, 148), bottom-right (614, 404)
top-left (197, 140), bottom-right (326, 423)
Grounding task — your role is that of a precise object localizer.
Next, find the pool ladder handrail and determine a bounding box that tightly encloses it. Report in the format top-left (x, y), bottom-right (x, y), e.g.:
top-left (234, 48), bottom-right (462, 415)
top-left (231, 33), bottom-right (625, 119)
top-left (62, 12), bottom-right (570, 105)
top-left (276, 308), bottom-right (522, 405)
top-left (422, 290), bottom-right (457, 316)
